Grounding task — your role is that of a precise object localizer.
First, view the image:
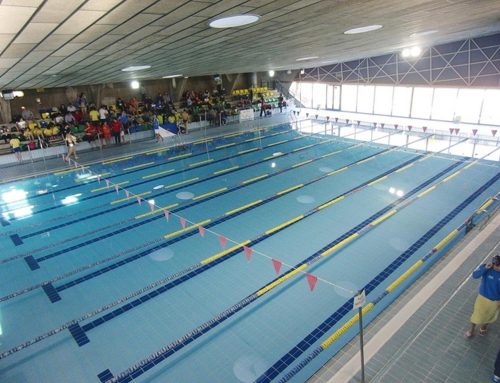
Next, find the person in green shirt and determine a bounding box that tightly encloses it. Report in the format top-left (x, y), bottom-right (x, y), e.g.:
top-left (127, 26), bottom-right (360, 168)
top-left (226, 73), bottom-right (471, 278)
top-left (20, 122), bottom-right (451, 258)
top-left (9, 136), bottom-right (22, 162)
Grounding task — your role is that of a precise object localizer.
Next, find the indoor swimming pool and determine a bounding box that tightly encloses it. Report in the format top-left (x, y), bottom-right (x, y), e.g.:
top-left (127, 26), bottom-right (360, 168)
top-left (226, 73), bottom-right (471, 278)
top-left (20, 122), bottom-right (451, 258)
top-left (0, 121), bottom-right (498, 383)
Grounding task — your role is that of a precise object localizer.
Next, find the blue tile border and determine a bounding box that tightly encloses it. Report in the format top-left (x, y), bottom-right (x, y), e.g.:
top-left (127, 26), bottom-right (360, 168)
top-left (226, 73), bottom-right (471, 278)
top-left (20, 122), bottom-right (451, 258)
top-left (10, 234), bottom-right (23, 246)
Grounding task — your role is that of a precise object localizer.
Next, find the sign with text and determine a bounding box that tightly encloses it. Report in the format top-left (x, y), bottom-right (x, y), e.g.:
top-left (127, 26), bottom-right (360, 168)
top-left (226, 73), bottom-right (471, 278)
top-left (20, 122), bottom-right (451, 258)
top-left (353, 290), bottom-right (366, 309)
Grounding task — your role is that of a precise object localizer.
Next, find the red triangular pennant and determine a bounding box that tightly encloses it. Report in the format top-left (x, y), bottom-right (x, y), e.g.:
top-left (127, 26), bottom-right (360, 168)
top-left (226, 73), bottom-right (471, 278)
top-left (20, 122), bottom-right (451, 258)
top-left (272, 259), bottom-right (282, 274)
top-left (137, 197), bottom-right (141, 205)
top-left (164, 210), bottom-right (170, 220)
top-left (394, 124), bottom-right (398, 129)
top-left (472, 129), bottom-right (478, 136)
top-left (125, 190), bottom-right (130, 197)
top-left (449, 128), bottom-right (454, 134)
top-left (422, 126), bottom-right (427, 132)
top-left (454, 128), bottom-right (459, 134)
top-left (97, 175), bottom-right (101, 183)
top-left (198, 226), bottom-right (206, 237)
top-left (114, 185), bottom-right (119, 194)
top-left (105, 179), bottom-right (110, 187)
top-left (218, 235), bottom-right (227, 248)
top-left (492, 129), bottom-right (497, 137)
top-left (306, 273), bottom-right (318, 291)
top-left (180, 217), bottom-right (187, 228)
top-left (407, 125), bottom-right (412, 131)
top-left (244, 246), bottom-right (252, 261)
top-left (149, 201), bottom-right (155, 211)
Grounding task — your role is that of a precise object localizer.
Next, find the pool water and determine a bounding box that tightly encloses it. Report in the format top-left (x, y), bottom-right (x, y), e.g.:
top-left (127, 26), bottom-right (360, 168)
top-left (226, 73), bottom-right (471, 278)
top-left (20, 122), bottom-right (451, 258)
top-left (0, 122), bottom-right (498, 383)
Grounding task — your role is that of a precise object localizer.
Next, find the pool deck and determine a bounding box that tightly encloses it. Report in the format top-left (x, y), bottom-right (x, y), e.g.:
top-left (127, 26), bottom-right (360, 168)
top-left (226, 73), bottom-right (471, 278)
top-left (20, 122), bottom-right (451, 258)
top-left (309, 210), bottom-right (500, 383)
top-left (1, 113), bottom-right (499, 383)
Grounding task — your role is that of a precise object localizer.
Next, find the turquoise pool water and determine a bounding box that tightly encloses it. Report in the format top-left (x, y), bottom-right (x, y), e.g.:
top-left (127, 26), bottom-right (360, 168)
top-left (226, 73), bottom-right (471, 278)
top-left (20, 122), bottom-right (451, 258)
top-left (0, 122), bottom-right (498, 383)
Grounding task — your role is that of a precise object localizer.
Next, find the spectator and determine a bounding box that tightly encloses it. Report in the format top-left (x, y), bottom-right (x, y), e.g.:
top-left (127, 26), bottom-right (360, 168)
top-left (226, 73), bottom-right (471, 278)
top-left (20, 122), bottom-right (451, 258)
top-left (1, 126), bottom-right (9, 143)
top-left (111, 118), bottom-right (121, 145)
top-left (77, 93), bottom-right (87, 118)
top-left (21, 106), bottom-right (34, 121)
top-left (89, 107), bottom-right (99, 124)
top-left (465, 255), bottom-right (500, 338)
top-left (9, 135), bottom-right (22, 162)
top-left (98, 105), bottom-right (109, 123)
top-left (101, 122), bottom-right (111, 146)
top-left (278, 93), bottom-right (284, 113)
top-left (259, 94), bottom-right (266, 117)
top-left (64, 111), bottom-right (76, 125)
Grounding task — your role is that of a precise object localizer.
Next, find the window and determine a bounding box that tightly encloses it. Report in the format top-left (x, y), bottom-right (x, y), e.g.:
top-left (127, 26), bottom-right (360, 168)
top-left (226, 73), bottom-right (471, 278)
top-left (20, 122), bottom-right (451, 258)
top-left (341, 84), bottom-right (357, 112)
top-left (392, 87), bottom-right (412, 117)
top-left (312, 83), bottom-right (326, 109)
top-left (357, 85), bottom-right (375, 113)
top-left (411, 87), bottom-right (433, 119)
top-left (299, 82), bottom-right (313, 108)
top-left (333, 85), bottom-right (340, 110)
top-left (326, 85), bottom-right (333, 109)
top-left (374, 86), bottom-right (393, 115)
top-left (480, 89), bottom-right (500, 125)
top-left (454, 89), bottom-right (483, 124)
top-left (431, 88), bottom-right (458, 121)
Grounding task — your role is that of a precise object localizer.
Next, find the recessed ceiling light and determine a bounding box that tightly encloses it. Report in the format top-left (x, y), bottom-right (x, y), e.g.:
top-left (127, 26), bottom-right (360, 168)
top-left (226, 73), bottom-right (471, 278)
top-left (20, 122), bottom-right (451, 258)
top-left (296, 56), bottom-right (319, 61)
top-left (410, 46), bottom-right (422, 57)
top-left (121, 65), bottom-right (151, 72)
top-left (344, 25), bottom-right (383, 34)
top-left (268, 70), bottom-right (275, 77)
top-left (402, 48), bottom-right (411, 58)
top-left (130, 80), bottom-right (140, 89)
top-left (209, 14), bottom-right (260, 28)
top-left (162, 74), bottom-right (183, 78)
top-left (410, 30), bottom-right (438, 38)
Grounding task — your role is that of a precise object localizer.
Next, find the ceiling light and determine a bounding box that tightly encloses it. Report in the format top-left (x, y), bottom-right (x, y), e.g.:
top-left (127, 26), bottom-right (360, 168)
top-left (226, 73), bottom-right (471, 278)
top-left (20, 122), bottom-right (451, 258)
top-left (300, 69), bottom-right (305, 75)
top-left (130, 80), bottom-right (140, 89)
top-left (209, 14), bottom-right (260, 28)
top-left (121, 65), bottom-right (151, 72)
top-left (344, 25), bottom-right (383, 34)
top-left (401, 48), bottom-right (411, 58)
top-left (162, 74), bottom-right (183, 78)
top-left (410, 46), bottom-right (422, 57)
top-left (268, 70), bottom-right (275, 77)
top-left (287, 69), bottom-right (292, 74)
top-left (296, 56), bottom-right (319, 61)
top-left (410, 30), bottom-right (438, 38)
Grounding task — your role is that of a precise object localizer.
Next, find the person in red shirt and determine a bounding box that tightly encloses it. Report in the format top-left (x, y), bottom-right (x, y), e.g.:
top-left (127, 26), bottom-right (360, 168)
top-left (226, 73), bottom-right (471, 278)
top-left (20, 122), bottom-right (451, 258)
top-left (111, 118), bottom-right (122, 145)
top-left (84, 123), bottom-right (98, 149)
top-left (101, 122), bottom-right (111, 146)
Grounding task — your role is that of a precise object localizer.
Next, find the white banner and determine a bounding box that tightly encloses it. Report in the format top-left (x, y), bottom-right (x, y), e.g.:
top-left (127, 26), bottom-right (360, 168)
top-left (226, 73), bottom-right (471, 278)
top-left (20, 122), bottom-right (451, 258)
top-left (239, 108), bottom-right (255, 121)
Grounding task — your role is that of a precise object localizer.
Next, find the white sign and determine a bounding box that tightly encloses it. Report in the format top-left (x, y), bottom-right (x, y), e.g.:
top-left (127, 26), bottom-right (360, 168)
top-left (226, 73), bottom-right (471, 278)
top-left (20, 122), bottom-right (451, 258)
top-left (353, 290), bottom-right (366, 309)
top-left (239, 108), bottom-right (255, 121)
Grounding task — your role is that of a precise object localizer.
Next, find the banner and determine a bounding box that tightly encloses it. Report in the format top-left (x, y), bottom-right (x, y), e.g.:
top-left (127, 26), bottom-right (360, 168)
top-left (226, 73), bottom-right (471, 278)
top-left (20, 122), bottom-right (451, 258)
top-left (239, 108), bottom-right (254, 122)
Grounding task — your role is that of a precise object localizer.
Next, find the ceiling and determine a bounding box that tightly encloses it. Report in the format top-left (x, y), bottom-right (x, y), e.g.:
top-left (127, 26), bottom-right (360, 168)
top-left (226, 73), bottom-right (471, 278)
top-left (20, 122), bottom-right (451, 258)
top-left (0, 0), bottom-right (499, 90)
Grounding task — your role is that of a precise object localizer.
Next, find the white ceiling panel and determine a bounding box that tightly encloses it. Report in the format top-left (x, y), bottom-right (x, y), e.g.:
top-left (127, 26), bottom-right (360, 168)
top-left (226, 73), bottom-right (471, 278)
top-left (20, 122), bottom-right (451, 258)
top-left (20, 50), bottom-right (52, 63)
top-left (86, 34), bottom-right (124, 51)
top-left (145, 0), bottom-right (190, 15)
top-left (72, 24), bottom-right (117, 43)
top-left (1, 43), bottom-right (37, 58)
top-left (0, 5), bottom-right (38, 34)
top-left (15, 23), bottom-right (58, 44)
top-left (54, 10), bottom-right (107, 35)
top-left (96, 0), bottom-right (157, 25)
top-left (51, 42), bottom-right (87, 57)
top-left (151, 2), bottom-right (211, 27)
top-left (0, 34), bottom-right (15, 51)
top-left (81, 0), bottom-right (123, 12)
top-left (31, 0), bottom-right (85, 23)
top-left (0, 58), bottom-right (21, 69)
top-left (1, 0), bottom-right (43, 6)
top-left (108, 13), bottom-right (161, 35)
top-left (34, 34), bottom-right (74, 50)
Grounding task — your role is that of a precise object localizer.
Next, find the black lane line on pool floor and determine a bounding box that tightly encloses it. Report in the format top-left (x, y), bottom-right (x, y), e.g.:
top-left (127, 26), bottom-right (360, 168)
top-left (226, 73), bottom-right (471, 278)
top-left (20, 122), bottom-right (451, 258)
top-left (15, 136), bottom-right (343, 252)
top-left (0, 151), bottom-right (463, 362)
top-left (15, 133), bottom-right (315, 238)
top-left (72, 154), bottom-right (435, 341)
top-left (0, 124), bottom-right (293, 208)
top-left (256, 171), bottom-right (500, 383)
top-left (96, 159), bottom-right (473, 383)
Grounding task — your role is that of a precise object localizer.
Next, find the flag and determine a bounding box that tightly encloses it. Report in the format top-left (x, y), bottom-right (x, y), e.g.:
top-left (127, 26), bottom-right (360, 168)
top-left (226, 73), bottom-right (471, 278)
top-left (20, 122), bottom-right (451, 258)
top-left (125, 190), bottom-right (129, 197)
top-left (218, 235), bottom-right (227, 248)
top-left (244, 246), bottom-right (252, 261)
top-left (199, 226), bottom-right (206, 237)
top-left (137, 197), bottom-right (141, 205)
top-left (180, 217), bottom-right (187, 228)
top-left (164, 210), bottom-right (170, 220)
top-left (272, 259), bottom-right (282, 274)
top-left (306, 273), bottom-right (318, 291)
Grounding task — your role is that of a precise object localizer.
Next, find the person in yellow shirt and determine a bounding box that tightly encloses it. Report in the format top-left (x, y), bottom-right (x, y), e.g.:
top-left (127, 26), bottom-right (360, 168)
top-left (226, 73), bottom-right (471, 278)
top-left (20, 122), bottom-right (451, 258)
top-left (9, 136), bottom-right (22, 162)
top-left (89, 107), bottom-right (99, 123)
